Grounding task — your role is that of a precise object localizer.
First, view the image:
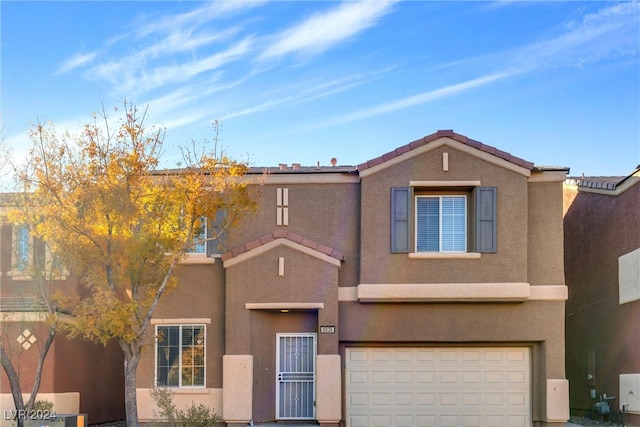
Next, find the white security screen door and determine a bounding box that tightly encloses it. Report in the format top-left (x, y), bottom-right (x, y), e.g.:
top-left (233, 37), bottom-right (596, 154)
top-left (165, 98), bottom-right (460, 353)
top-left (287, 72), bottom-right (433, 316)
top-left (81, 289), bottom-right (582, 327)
top-left (276, 333), bottom-right (317, 420)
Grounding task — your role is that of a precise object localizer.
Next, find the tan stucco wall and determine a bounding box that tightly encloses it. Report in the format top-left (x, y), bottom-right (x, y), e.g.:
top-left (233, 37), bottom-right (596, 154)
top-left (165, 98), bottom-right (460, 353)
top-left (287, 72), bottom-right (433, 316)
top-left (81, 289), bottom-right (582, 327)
top-left (564, 180), bottom-right (640, 422)
top-left (0, 393), bottom-right (79, 427)
top-left (227, 183), bottom-right (360, 287)
top-left (224, 245), bottom-right (339, 355)
top-left (339, 299), bottom-right (566, 422)
top-left (359, 145), bottom-right (529, 284)
top-left (137, 262), bottom-right (226, 389)
top-left (224, 244), bottom-right (339, 422)
top-left (222, 355), bottom-right (252, 423)
top-left (528, 180), bottom-right (565, 286)
top-left (316, 355), bottom-right (341, 423)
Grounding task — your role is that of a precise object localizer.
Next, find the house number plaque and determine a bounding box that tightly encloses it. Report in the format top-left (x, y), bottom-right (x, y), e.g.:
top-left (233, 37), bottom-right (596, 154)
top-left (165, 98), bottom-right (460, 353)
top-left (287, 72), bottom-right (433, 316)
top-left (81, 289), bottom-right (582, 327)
top-left (320, 325), bottom-right (335, 334)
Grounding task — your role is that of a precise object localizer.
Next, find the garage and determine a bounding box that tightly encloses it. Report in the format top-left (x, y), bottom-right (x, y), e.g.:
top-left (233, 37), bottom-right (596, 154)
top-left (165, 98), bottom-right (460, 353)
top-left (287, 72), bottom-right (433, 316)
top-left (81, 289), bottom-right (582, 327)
top-left (345, 347), bottom-right (531, 427)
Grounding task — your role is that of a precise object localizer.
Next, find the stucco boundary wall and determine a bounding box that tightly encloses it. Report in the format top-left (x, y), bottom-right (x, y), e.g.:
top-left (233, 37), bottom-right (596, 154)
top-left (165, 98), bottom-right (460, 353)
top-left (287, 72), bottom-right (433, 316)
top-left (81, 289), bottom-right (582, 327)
top-left (0, 392), bottom-right (79, 427)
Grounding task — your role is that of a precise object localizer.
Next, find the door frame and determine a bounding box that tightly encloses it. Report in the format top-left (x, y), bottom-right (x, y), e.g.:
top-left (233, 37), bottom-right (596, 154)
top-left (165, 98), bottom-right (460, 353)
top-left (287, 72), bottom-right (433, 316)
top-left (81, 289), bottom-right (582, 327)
top-left (275, 333), bottom-right (317, 420)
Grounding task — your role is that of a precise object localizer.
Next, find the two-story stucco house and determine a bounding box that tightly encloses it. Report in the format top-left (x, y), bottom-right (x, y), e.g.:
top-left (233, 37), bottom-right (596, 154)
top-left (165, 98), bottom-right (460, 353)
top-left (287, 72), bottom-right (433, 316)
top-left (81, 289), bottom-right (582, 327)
top-left (136, 130), bottom-right (570, 427)
top-left (564, 168), bottom-right (640, 425)
top-left (0, 204), bottom-right (125, 426)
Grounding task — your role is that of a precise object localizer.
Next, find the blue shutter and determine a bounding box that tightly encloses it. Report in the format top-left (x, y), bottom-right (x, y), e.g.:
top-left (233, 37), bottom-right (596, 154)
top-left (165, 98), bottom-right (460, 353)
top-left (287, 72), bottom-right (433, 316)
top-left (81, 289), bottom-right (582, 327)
top-left (476, 186), bottom-right (497, 253)
top-left (390, 187), bottom-right (412, 253)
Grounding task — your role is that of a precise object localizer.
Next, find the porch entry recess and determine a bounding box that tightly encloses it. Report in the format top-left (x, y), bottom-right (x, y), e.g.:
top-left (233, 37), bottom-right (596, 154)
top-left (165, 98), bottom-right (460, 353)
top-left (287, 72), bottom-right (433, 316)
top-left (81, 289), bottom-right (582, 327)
top-left (276, 333), bottom-right (317, 420)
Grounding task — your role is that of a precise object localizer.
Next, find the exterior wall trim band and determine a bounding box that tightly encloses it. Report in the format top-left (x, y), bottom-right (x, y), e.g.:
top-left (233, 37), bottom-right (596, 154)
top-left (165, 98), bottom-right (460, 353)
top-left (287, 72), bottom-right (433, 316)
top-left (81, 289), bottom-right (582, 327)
top-left (342, 284), bottom-right (567, 302)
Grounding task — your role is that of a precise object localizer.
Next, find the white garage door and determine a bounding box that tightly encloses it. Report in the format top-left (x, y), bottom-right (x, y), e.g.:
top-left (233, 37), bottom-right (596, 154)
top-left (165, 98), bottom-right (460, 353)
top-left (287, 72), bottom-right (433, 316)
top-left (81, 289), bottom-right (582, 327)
top-left (345, 347), bottom-right (531, 427)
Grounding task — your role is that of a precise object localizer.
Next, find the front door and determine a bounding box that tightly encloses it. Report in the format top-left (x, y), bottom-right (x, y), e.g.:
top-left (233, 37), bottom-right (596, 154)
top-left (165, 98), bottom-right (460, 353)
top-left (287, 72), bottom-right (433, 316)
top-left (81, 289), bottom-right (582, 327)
top-left (276, 333), bottom-right (317, 420)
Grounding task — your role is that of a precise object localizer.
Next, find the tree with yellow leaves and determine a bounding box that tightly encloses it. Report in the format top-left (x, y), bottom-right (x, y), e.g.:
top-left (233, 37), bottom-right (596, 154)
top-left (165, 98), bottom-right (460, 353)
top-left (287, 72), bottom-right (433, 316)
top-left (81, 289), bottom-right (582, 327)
top-left (13, 103), bottom-right (256, 427)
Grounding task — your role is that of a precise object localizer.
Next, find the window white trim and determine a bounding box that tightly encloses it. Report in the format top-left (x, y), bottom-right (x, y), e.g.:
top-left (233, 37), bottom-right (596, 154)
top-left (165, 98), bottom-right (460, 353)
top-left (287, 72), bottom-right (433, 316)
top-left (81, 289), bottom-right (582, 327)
top-left (408, 252), bottom-right (480, 259)
top-left (155, 324), bottom-right (206, 388)
top-left (409, 180), bottom-right (481, 187)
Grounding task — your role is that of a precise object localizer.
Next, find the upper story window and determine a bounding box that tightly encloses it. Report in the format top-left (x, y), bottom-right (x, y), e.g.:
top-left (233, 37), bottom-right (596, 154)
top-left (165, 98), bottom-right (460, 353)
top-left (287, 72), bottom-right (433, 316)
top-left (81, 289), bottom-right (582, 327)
top-left (416, 195), bottom-right (466, 252)
top-left (16, 226), bottom-right (31, 271)
top-left (189, 217), bottom-right (207, 254)
top-left (391, 185), bottom-right (497, 256)
top-left (182, 211), bottom-right (226, 264)
top-left (9, 225), bottom-right (33, 278)
top-left (156, 324), bottom-right (206, 388)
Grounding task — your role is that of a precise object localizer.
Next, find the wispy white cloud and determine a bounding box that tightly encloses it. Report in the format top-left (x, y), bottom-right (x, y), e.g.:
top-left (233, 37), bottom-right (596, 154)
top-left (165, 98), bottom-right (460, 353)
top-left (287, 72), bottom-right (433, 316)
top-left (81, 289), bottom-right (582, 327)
top-left (507, 2), bottom-right (638, 72)
top-left (313, 2), bottom-right (639, 128)
top-left (65, 1), bottom-right (264, 96)
top-left (56, 51), bottom-right (99, 74)
top-left (88, 37), bottom-right (253, 94)
top-left (259, 0), bottom-right (398, 62)
top-left (220, 66), bottom-right (396, 120)
top-left (134, 0), bottom-right (266, 40)
top-left (320, 70), bottom-right (519, 127)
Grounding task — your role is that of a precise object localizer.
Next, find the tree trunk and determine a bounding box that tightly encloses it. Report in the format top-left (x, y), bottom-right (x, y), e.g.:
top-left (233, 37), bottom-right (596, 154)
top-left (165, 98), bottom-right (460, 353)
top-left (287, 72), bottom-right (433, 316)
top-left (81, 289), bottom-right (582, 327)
top-left (122, 342), bottom-right (142, 427)
top-left (26, 326), bottom-right (56, 412)
top-left (0, 344), bottom-right (25, 427)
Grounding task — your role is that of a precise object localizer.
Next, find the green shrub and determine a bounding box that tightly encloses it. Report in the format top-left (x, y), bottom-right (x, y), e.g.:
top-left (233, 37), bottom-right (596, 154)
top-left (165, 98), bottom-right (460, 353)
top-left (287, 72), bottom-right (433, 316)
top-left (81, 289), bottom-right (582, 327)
top-left (149, 387), bottom-right (221, 427)
top-left (33, 400), bottom-right (54, 413)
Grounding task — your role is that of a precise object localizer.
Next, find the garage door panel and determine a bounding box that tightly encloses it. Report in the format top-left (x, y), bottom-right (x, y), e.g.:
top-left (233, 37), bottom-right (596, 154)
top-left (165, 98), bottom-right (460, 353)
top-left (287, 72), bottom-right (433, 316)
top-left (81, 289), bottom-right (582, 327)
top-left (396, 370), bottom-right (413, 383)
top-left (346, 347), bottom-right (531, 427)
top-left (417, 370), bottom-right (436, 384)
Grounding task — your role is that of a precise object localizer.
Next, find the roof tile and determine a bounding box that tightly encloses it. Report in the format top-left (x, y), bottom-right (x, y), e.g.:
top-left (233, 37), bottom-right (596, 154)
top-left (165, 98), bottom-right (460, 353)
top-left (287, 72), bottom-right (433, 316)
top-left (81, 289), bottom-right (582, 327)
top-left (358, 130), bottom-right (537, 173)
top-left (272, 229), bottom-right (287, 238)
top-left (366, 156), bottom-right (385, 168)
top-left (287, 232), bottom-right (304, 244)
top-left (395, 144), bottom-right (412, 156)
top-left (223, 230), bottom-right (344, 263)
top-left (245, 239), bottom-right (261, 251)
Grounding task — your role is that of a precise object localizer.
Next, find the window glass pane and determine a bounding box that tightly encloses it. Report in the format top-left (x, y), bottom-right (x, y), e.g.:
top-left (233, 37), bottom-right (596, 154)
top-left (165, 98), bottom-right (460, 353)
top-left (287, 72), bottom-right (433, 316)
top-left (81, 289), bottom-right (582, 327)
top-left (441, 196), bottom-right (466, 252)
top-left (190, 217), bottom-right (207, 253)
top-left (182, 326), bottom-right (194, 346)
top-left (416, 197), bottom-right (439, 252)
top-left (17, 226), bottom-right (30, 270)
top-left (157, 326), bottom-right (181, 387)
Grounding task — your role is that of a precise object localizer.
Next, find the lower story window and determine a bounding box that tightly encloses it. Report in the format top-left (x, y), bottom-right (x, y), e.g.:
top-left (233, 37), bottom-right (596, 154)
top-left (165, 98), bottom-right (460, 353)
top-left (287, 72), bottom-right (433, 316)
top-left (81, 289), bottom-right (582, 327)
top-left (156, 325), bottom-right (205, 387)
top-left (415, 195), bottom-right (466, 252)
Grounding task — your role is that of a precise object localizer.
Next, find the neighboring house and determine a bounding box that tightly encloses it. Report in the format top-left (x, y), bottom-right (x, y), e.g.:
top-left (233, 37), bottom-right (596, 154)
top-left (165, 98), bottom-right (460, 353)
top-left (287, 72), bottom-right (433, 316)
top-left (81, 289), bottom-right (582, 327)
top-left (0, 209), bottom-right (125, 426)
top-left (564, 168), bottom-right (640, 426)
top-left (135, 130), bottom-right (570, 427)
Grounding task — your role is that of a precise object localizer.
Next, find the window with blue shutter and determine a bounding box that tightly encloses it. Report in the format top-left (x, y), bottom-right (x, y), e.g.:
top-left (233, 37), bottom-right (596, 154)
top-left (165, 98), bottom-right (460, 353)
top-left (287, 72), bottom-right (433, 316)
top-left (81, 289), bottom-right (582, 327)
top-left (416, 196), bottom-right (466, 252)
top-left (390, 186), bottom-right (497, 254)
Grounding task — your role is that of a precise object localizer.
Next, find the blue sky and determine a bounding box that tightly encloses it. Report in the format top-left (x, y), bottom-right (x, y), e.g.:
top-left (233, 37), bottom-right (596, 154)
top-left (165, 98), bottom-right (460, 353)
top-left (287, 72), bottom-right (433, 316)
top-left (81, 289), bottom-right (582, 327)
top-left (1, 1), bottom-right (639, 177)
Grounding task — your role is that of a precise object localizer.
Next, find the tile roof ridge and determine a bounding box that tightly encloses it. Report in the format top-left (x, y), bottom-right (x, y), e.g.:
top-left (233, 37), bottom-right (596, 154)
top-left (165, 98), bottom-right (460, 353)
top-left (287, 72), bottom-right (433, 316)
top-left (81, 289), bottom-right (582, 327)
top-left (357, 129), bottom-right (535, 171)
top-left (221, 230), bottom-right (344, 262)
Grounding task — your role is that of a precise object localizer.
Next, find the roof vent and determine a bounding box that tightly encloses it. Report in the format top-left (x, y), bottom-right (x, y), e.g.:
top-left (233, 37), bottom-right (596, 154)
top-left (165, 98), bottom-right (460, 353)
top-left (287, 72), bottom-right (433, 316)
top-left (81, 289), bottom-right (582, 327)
top-left (279, 163), bottom-right (287, 171)
top-left (292, 163), bottom-right (301, 170)
top-left (330, 158), bottom-right (337, 166)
